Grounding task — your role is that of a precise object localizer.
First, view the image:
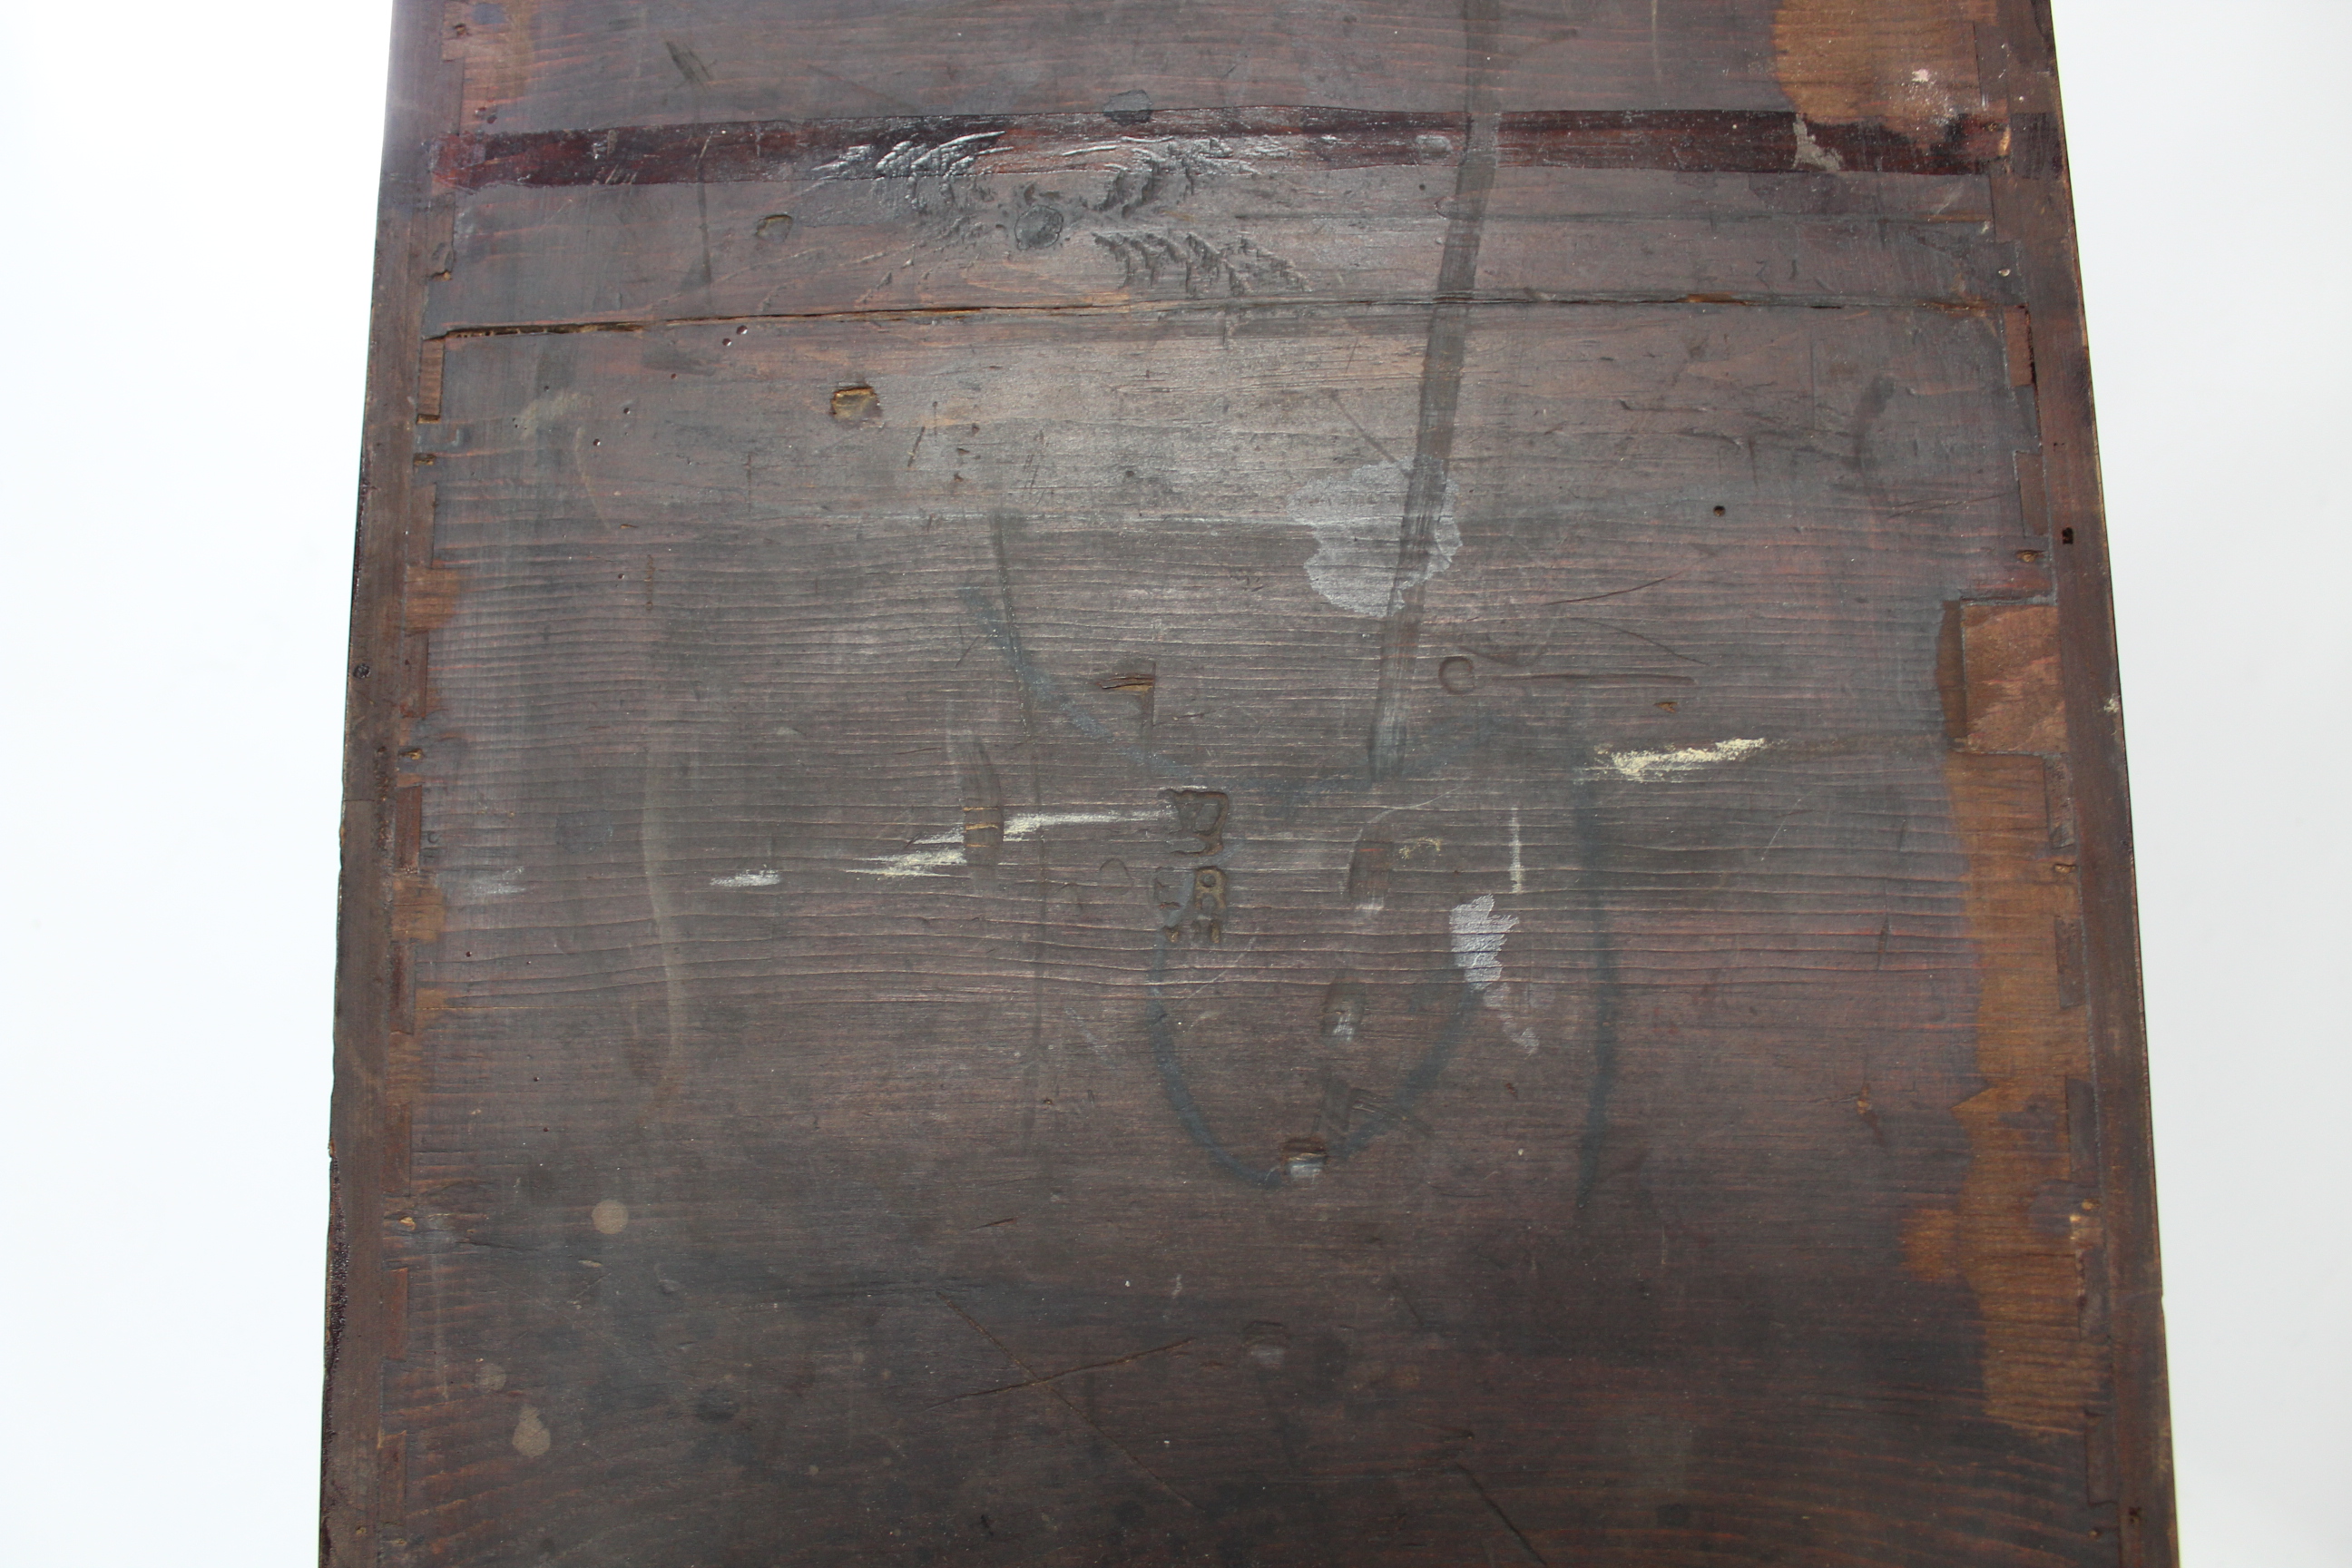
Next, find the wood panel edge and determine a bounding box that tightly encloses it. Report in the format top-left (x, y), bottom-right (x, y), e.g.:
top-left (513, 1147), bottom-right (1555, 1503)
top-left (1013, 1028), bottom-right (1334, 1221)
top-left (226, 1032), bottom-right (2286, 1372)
top-left (1985, 2), bottom-right (2177, 1561)
top-left (324, 2), bottom-right (466, 1563)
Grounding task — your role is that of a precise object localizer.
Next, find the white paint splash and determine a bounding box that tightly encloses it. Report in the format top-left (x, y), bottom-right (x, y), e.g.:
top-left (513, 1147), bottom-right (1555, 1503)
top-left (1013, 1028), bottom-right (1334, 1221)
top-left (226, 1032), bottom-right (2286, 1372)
top-left (1447, 895), bottom-right (1547, 1050)
top-left (1448, 895), bottom-right (1517, 992)
top-left (854, 846), bottom-right (965, 878)
top-left (710, 869), bottom-right (781, 887)
top-left (848, 808), bottom-right (1160, 877)
top-left (1600, 737), bottom-right (1769, 782)
top-left (1285, 462), bottom-right (1461, 616)
top-left (1791, 117), bottom-right (1845, 173)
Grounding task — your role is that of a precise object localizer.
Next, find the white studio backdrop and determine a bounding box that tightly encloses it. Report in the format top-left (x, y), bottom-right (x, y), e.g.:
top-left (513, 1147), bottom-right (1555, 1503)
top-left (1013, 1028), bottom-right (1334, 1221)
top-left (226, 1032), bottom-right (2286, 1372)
top-left (0, 3), bottom-right (2338, 1563)
top-left (2063, 3), bottom-right (2352, 1563)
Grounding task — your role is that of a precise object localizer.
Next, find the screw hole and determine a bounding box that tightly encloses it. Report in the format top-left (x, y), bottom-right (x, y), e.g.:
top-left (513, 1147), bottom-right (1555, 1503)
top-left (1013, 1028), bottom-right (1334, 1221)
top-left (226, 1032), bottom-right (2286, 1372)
top-left (1710, 505), bottom-right (1726, 515)
top-left (2060, 526), bottom-right (2075, 544)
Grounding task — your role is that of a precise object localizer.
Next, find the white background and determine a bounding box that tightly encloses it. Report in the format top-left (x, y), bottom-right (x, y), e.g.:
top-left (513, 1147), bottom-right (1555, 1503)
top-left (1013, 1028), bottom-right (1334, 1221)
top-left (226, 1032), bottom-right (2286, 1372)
top-left (0, 2), bottom-right (2339, 1562)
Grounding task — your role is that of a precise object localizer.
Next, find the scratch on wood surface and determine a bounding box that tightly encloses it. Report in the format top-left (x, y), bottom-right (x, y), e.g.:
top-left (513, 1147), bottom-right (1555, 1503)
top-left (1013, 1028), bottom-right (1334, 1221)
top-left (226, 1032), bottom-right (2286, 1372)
top-left (929, 1338), bottom-right (1193, 1406)
top-left (639, 746), bottom-right (694, 1115)
top-left (933, 1295), bottom-right (1199, 1508)
top-left (1457, 1464), bottom-right (1550, 1564)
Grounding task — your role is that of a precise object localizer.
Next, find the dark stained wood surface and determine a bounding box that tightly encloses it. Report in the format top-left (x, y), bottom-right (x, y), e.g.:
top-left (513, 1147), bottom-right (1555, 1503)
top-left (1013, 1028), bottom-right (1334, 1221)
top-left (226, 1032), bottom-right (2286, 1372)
top-left (328, 2), bottom-right (2172, 1563)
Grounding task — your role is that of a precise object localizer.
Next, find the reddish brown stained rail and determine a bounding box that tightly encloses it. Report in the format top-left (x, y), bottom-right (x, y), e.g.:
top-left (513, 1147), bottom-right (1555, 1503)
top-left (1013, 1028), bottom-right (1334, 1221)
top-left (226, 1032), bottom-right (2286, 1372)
top-left (435, 105), bottom-right (2015, 191)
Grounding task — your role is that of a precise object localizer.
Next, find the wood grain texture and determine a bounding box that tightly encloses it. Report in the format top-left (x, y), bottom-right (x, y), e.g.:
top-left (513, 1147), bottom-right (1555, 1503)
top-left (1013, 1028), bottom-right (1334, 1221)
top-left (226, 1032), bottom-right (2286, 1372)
top-left (328, 1), bottom-right (2171, 1563)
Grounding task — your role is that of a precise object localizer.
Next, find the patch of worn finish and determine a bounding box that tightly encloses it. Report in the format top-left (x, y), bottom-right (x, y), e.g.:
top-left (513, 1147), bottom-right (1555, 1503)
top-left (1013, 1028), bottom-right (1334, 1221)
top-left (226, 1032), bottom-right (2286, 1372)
top-left (1286, 462), bottom-right (1461, 616)
top-left (447, 0), bottom-right (540, 125)
top-left (1774, 0), bottom-right (1991, 144)
top-left (1939, 599), bottom-right (2103, 1434)
top-left (510, 1405), bottom-right (552, 1458)
top-left (1948, 603), bottom-right (2067, 755)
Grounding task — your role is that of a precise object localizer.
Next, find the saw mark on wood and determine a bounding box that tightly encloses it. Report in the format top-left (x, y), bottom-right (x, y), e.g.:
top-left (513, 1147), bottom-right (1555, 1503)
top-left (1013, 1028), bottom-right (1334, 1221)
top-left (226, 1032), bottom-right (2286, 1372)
top-left (427, 290), bottom-right (1993, 343)
top-left (933, 1294), bottom-right (1199, 1508)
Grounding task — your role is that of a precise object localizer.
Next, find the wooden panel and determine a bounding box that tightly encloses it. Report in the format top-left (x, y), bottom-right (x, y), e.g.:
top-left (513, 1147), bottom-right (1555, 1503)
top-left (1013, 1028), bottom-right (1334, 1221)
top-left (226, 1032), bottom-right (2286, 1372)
top-left (329, 2), bottom-right (2171, 1564)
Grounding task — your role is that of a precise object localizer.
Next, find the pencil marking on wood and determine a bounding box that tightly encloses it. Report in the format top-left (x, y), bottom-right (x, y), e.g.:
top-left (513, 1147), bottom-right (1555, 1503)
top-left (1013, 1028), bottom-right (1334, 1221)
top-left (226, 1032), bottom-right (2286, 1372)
top-left (1149, 898), bottom-right (1494, 1182)
top-left (1367, 0), bottom-right (1504, 779)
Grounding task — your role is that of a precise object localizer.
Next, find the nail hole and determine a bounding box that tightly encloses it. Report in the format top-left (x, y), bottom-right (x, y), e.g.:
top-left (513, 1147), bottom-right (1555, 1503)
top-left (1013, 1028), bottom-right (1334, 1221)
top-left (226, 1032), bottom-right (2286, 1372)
top-left (1710, 505), bottom-right (1726, 515)
top-left (2060, 526), bottom-right (2075, 544)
